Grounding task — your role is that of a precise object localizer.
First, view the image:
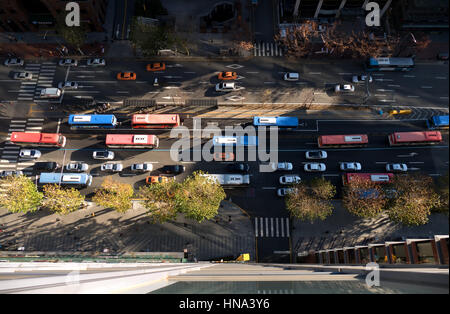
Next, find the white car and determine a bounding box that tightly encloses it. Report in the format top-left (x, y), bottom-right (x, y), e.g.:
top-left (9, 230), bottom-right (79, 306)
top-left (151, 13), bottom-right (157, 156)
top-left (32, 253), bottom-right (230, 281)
top-left (305, 150), bottom-right (327, 159)
top-left (283, 72), bottom-right (299, 81)
top-left (19, 149), bottom-right (41, 159)
top-left (335, 84), bottom-right (355, 93)
top-left (66, 162), bottom-right (89, 172)
top-left (386, 163), bottom-right (408, 172)
top-left (304, 163), bottom-right (326, 172)
top-left (215, 82), bottom-right (239, 92)
top-left (93, 150), bottom-right (114, 160)
top-left (87, 58), bottom-right (106, 66)
top-left (352, 75), bottom-right (373, 83)
top-left (101, 163), bottom-right (123, 172)
top-left (279, 175), bottom-right (301, 185)
top-left (4, 58), bottom-right (24, 66)
top-left (277, 188), bottom-right (297, 197)
top-left (270, 162), bottom-right (293, 171)
top-left (340, 162), bottom-right (362, 171)
top-left (13, 72), bottom-right (33, 80)
top-left (59, 58), bottom-right (78, 66)
top-left (58, 81), bottom-right (78, 90)
top-left (131, 163), bottom-right (153, 172)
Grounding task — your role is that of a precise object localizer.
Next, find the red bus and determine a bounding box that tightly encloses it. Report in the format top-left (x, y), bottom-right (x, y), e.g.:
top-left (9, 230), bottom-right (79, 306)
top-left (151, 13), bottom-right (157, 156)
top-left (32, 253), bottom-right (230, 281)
top-left (105, 134), bottom-right (159, 149)
top-left (131, 114), bottom-right (180, 129)
top-left (342, 173), bottom-right (394, 185)
top-left (388, 131), bottom-right (442, 146)
top-left (318, 134), bottom-right (369, 148)
top-left (10, 132), bottom-right (66, 147)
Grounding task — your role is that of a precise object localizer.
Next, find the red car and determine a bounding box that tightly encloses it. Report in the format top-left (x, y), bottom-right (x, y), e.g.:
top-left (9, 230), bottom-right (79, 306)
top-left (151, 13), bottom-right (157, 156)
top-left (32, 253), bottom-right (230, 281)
top-left (213, 152), bottom-right (235, 161)
top-left (218, 71), bottom-right (237, 80)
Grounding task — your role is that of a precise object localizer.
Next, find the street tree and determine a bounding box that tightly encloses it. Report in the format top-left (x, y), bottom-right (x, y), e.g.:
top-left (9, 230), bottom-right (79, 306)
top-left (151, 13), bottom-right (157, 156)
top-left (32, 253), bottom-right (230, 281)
top-left (93, 178), bottom-right (134, 213)
top-left (42, 184), bottom-right (85, 215)
top-left (286, 177), bottom-right (336, 223)
top-left (139, 180), bottom-right (179, 223)
top-left (342, 176), bottom-right (386, 218)
top-left (274, 20), bottom-right (319, 58)
top-left (55, 12), bottom-right (87, 52)
top-left (0, 175), bottom-right (43, 213)
top-left (387, 174), bottom-right (440, 226)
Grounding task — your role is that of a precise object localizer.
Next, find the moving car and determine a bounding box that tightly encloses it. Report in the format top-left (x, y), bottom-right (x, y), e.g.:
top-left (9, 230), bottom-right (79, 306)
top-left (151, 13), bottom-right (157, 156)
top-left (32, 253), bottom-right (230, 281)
top-left (270, 162), bottom-right (293, 171)
top-left (87, 58), bottom-right (106, 66)
top-left (40, 88), bottom-right (61, 98)
top-left (58, 81), bottom-right (78, 90)
top-left (131, 163), bottom-right (153, 172)
top-left (66, 162), bottom-right (89, 172)
top-left (4, 58), bottom-right (24, 67)
top-left (218, 71), bottom-right (237, 80)
top-left (340, 162), bottom-right (362, 171)
top-left (352, 75), bottom-right (373, 83)
top-left (59, 58), bottom-right (78, 66)
top-left (279, 175), bottom-right (301, 185)
top-left (0, 170), bottom-right (23, 178)
top-left (305, 150), bottom-right (327, 159)
top-left (92, 150), bottom-right (114, 160)
top-left (117, 72), bottom-right (136, 80)
top-left (146, 176), bottom-right (172, 184)
top-left (277, 187), bottom-right (297, 197)
top-left (386, 163), bottom-right (408, 172)
top-left (304, 163), bottom-right (326, 172)
top-left (161, 165), bottom-right (185, 175)
top-left (283, 72), bottom-right (299, 81)
top-left (13, 72), bottom-right (32, 80)
top-left (34, 162), bottom-right (60, 171)
top-left (226, 163), bottom-right (250, 173)
top-left (334, 84), bottom-right (355, 93)
top-left (215, 82), bottom-right (239, 92)
top-left (213, 152), bottom-right (235, 161)
top-left (19, 149), bottom-right (41, 159)
top-left (101, 163), bottom-right (123, 172)
top-left (146, 62), bottom-right (165, 71)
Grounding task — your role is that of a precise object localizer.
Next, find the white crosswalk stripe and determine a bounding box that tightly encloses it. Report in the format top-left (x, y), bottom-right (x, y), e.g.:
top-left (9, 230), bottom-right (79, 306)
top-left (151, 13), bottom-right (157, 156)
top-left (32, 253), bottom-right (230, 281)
top-left (254, 42), bottom-right (283, 57)
top-left (254, 217), bottom-right (290, 237)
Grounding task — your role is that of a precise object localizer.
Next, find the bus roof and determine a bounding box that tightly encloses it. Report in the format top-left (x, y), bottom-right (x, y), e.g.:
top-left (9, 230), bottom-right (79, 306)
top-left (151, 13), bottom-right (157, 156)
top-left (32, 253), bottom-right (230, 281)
top-left (132, 114), bottom-right (180, 124)
top-left (319, 134), bottom-right (368, 145)
top-left (346, 173), bottom-right (394, 184)
top-left (105, 134), bottom-right (157, 145)
top-left (39, 173), bottom-right (89, 184)
top-left (11, 132), bottom-right (61, 144)
top-left (432, 115), bottom-right (449, 126)
top-left (253, 116), bottom-right (298, 127)
top-left (392, 131), bottom-right (442, 143)
top-left (369, 57), bottom-right (415, 66)
top-left (68, 114), bottom-right (116, 124)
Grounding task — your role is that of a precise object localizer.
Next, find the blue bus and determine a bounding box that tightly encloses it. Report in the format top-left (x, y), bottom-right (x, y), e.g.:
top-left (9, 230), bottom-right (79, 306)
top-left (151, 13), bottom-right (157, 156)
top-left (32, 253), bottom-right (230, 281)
top-left (365, 57), bottom-right (415, 72)
top-left (212, 136), bottom-right (258, 146)
top-left (39, 173), bottom-right (93, 187)
top-left (253, 116), bottom-right (299, 128)
top-left (68, 114), bottom-right (118, 129)
top-left (427, 115), bottom-right (449, 130)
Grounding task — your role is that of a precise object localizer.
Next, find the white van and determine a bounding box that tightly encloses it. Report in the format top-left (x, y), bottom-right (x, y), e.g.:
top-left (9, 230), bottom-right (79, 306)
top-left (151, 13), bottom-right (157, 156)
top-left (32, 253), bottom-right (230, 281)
top-left (40, 88), bottom-right (62, 98)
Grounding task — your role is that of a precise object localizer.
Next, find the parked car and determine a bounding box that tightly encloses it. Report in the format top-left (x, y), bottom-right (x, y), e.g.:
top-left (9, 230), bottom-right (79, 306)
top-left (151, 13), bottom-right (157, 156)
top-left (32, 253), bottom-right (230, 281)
top-left (305, 150), bottom-right (327, 159)
top-left (101, 163), bottom-right (123, 172)
top-left (34, 162), bottom-right (60, 171)
top-left (386, 163), bottom-right (408, 172)
top-left (283, 72), bottom-right (299, 81)
top-left (340, 162), bottom-right (362, 171)
top-left (213, 152), bottom-right (235, 161)
top-left (218, 71), bottom-right (237, 80)
top-left (304, 163), bottom-right (326, 172)
top-left (279, 175), bottom-right (301, 185)
top-left (19, 149), bottom-right (41, 159)
top-left (161, 165), bottom-right (185, 175)
top-left (277, 187), bottom-right (297, 197)
top-left (335, 84), bottom-right (355, 93)
top-left (146, 62), bottom-right (165, 71)
top-left (65, 162), bottom-right (89, 172)
top-left (270, 162), bottom-right (293, 171)
top-left (87, 58), bottom-right (106, 66)
top-left (215, 82), bottom-right (239, 92)
top-left (59, 58), bottom-right (78, 66)
top-left (146, 176), bottom-right (172, 184)
top-left (92, 150), bottom-right (114, 160)
top-left (352, 75), bottom-right (373, 83)
top-left (0, 170), bottom-right (23, 178)
top-left (58, 81), bottom-right (78, 90)
top-left (13, 72), bottom-right (32, 80)
top-left (4, 58), bottom-right (24, 66)
top-left (226, 163), bottom-right (250, 173)
top-left (131, 163), bottom-right (153, 172)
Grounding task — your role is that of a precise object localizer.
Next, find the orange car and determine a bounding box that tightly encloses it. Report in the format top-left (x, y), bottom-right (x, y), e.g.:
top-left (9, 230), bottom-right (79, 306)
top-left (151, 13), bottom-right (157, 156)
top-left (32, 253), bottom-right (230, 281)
top-left (146, 175), bottom-right (171, 184)
top-left (218, 71), bottom-right (237, 80)
top-left (146, 62), bottom-right (166, 71)
top-left (213, 152), bottom-right (235, 161)
top-left (117, 72), bottom-right (136, 80)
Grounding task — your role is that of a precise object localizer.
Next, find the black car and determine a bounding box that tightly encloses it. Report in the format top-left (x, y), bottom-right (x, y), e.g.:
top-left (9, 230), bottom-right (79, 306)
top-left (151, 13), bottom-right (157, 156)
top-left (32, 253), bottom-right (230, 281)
top-left (161, 165), bottom-right (185, 175)
top-left (226, 163), bottom-right (250, 173)
top-left (34, 162), bottom-right (59, 171)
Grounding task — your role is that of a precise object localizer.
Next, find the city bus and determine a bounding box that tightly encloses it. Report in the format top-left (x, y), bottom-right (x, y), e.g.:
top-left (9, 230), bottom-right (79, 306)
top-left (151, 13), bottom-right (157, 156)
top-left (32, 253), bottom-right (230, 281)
top-left (10, 132), bottom-right (66, 148)
top-left (426, 115), bottom-right (449, 130)
top-left (388, 131), bottom-right (442, 146)
top-left (252, 116), bottom-right (299, 128)
top-left (38, 173), bottom-right (93, 187)
top-left (342, 173), bottom-right (394, 185)
top-left (212, 135), bottom-right (258, 147)
top-left (365, 57), bottom-right (415, 71)
top-left (68, 114), bottom-right (118, 129)
top-left (105, 134), bottom-right (159, 149)
top-left (131, 114), bottom-right (181, 129)
top-left (318, 134), bottom-right (369, 148)
top-left (201, 174), bottom-right (250, 186)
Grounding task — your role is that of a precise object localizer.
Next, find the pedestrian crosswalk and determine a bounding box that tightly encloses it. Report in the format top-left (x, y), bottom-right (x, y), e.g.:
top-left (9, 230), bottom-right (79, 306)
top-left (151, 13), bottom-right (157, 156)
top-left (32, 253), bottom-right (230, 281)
top-left (253, 42), bottom-right (283, 57)
top-left (16, 62), bottom-right (57, 102)
top-left (254, 217), bottom-right (290, 238)
top-left (34, 62), bottom-right (57, 102)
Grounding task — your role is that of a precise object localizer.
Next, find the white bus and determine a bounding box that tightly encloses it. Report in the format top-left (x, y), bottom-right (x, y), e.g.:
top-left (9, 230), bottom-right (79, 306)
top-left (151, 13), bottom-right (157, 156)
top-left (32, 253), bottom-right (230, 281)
top-left (201, 174), bottom-right (250, 186)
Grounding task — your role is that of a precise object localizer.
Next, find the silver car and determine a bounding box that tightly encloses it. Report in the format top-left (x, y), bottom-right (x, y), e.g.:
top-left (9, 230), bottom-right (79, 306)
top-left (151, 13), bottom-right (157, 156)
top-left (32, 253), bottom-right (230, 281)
top-left (101, 163), bottom-right (123, 172)
top-left (19, 149), bottom-right (41, 159)
top-left (58, 81), bottom-right (78, 90)
top-left (305, 150), bottom-right (327, 159)
top-left (283, 72), bottom-right (299, 81)
top-left (304, 163), bottom-right (326, 172)
top-left (340, 162), bottom-right (362, 171)
top-left (93, 150), bottom-right (114, 160)
top-left (352, 75), bottom-right (373, 83)
top-left (87, 58), bottom-right (106, 66)
top-left (66, 162), bottom-right (89, 172)
top-left (14, 72), bottom-right (33, 80)
top-left (335, 84), bottom-right (355, 93)
top-left (131, 163), bottom-right (153, 172)
top-left (279, 175), bottom-right (301, 185)
top-left (277, 187), bottom-right (297, 197)
top-left (59, 58), bottom-right (78, 66)
top-left (386, 163), bottom-right (408, 172)
top-left (4, 58), bottom-right (24, 66)
top-left (215, 82), bottom-right (239, 92)
top-left (270, 162), bottom-right (293, 171)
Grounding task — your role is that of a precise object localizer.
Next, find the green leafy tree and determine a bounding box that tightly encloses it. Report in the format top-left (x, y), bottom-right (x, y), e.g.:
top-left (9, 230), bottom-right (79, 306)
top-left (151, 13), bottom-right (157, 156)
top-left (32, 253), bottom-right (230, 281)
top-left (42, 184), bottom-right (85, 215)
top-left (286, 177), bottom-right (335, 222)
top-left (139, 180), bottom-right (179, 223)
top-left (0, 175), bottom-right (43, 213)
top-left (93, 178), bottom-right (134, 213)
top-left (342, 176), bottom-right (386, 218)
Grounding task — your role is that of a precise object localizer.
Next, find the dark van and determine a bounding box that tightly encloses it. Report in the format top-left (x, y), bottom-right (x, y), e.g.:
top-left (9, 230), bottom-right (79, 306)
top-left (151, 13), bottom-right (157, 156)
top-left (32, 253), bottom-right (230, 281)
top-left (34, 162), bottom-right (60, 171)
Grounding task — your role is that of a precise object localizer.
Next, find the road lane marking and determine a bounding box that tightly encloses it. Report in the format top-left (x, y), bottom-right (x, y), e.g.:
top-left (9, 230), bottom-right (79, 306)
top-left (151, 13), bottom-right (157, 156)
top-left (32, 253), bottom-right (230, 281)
top-left (421, 86), bottom-right (433, 89)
